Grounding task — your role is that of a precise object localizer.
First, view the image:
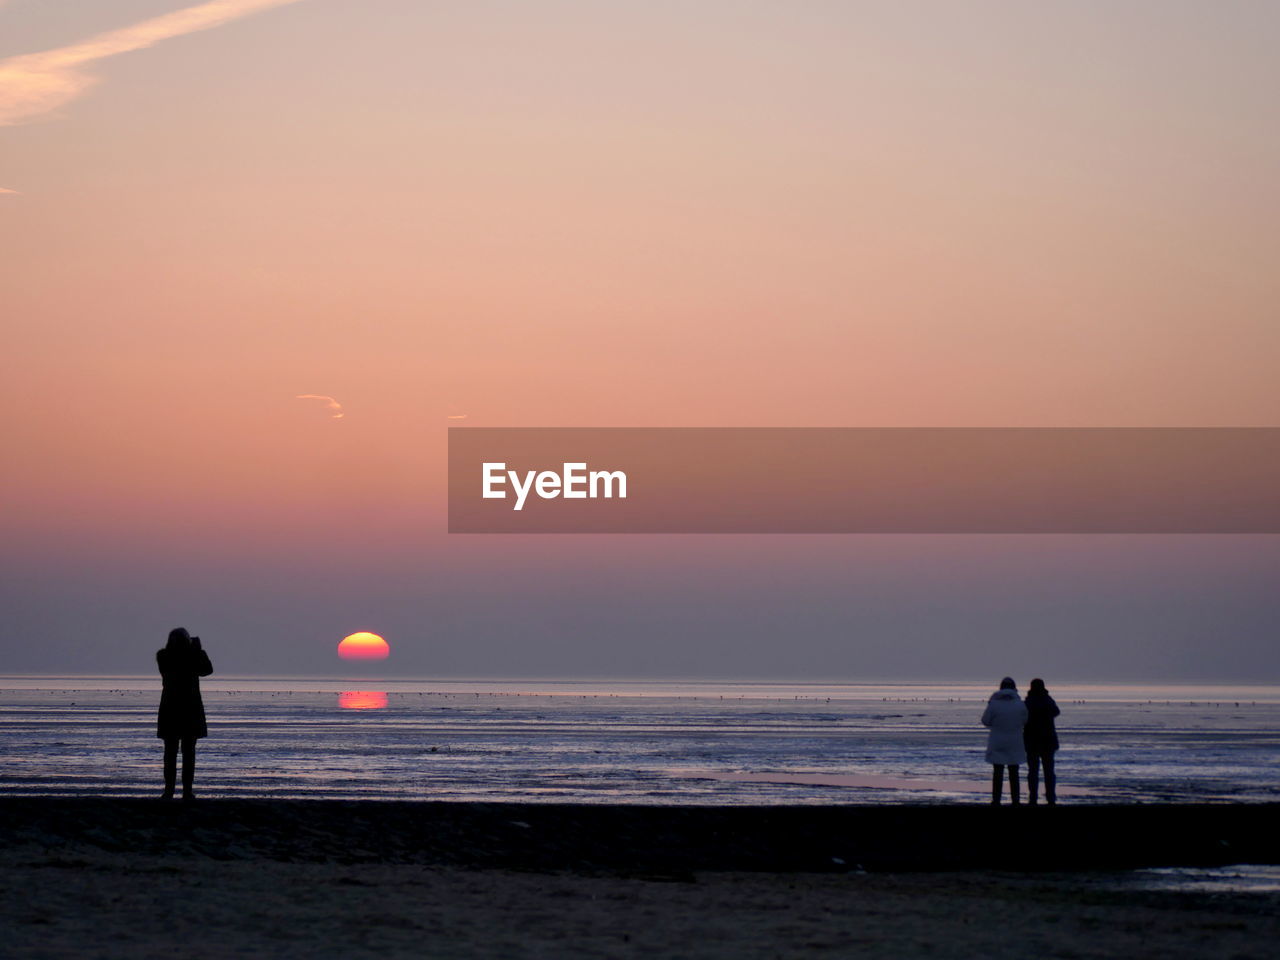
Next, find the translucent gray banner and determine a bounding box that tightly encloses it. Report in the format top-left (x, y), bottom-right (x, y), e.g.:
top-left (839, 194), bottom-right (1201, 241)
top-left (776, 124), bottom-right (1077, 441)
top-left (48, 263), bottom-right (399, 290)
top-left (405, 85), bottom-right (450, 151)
top-left (448, 428), bottom-right (1280, 533)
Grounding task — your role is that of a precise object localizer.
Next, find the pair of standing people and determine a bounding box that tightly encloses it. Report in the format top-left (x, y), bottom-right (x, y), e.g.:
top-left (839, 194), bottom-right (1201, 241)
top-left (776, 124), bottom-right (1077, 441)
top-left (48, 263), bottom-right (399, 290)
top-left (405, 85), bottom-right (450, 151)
top-left (981, 676), bottom-right (1059, 805)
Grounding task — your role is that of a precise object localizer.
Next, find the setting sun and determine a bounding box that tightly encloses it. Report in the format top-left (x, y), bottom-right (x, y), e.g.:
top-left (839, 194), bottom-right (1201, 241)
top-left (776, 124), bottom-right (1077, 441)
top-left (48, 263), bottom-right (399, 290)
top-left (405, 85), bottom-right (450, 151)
top-left (337, 631), bottom-right (390, 661)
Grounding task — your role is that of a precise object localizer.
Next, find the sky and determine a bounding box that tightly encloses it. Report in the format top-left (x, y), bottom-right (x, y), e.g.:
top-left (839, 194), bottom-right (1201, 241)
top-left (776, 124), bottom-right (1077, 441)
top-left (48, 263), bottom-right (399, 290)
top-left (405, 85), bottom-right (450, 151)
top-left (2, 0), bottom-right (1278, 681)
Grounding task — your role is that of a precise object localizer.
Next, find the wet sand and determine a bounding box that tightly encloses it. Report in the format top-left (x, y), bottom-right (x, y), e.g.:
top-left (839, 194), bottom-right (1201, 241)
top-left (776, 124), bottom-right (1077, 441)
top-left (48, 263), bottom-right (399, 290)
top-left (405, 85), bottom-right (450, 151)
top-left (4, 798), bottom-right (1276, 871)
top-left (2, 799), bottom-right (1278, 958)
top-left (696, 769), bottom-right (1097, 797)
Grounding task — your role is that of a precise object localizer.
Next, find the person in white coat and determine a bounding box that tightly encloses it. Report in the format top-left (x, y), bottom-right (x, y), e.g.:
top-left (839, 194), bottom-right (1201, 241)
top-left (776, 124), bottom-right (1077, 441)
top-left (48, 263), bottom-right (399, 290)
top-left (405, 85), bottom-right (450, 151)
top-left (981, 677), bottom-right (1028, 805)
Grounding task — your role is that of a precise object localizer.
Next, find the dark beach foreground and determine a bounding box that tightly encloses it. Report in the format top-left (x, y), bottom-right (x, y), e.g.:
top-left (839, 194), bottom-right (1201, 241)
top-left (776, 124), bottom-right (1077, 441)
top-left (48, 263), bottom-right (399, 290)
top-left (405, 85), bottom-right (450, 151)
top-left (3, 798), bottom-right (1278, 872)
top-left (3, 799), bottom-right (1279, 959)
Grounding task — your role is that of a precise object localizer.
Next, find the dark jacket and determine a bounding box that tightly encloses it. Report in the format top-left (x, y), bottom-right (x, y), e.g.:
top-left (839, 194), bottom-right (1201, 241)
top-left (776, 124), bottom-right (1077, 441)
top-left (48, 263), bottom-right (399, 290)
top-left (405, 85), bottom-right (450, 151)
top-left (1023, 690), bottom-right (1060, 754)
top-left (156, 646), bottom-right (214, 740)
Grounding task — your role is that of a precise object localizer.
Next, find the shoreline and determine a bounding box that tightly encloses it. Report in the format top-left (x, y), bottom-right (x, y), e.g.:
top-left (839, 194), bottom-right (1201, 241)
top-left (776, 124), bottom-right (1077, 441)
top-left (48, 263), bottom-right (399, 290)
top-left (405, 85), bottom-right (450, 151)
top-left (5, 797), bottom-right (1278, 873)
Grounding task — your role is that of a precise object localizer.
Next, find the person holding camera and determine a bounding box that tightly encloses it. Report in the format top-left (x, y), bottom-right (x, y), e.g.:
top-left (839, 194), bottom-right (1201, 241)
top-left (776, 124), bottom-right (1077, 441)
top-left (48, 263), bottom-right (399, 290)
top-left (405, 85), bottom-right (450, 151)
top-left (156, 627), bottom-right (214, 801)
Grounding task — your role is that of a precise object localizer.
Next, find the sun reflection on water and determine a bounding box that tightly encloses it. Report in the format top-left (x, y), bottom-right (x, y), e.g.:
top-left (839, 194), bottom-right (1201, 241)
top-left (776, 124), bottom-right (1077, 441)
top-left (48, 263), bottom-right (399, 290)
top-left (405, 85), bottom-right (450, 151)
top-left (339, 691), bottom-right (388, 710)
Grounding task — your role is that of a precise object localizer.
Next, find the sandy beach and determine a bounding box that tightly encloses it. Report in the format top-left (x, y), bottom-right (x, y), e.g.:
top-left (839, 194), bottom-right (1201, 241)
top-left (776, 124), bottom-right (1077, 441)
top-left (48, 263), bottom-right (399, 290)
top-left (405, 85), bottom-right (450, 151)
top-left (2, 799), bottom-right (1278, 958)
top-left (7, 851), bottom-right (1280, 960)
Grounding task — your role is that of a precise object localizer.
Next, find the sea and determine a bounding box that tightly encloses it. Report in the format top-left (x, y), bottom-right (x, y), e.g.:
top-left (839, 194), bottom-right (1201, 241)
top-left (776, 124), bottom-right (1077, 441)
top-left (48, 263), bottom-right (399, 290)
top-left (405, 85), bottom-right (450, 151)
top-left (1, 678), bottom-right (1277, 806)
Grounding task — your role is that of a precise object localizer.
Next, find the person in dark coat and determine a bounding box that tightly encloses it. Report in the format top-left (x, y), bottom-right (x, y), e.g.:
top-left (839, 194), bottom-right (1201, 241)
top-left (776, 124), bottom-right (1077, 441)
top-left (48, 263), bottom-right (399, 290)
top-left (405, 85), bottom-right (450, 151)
top-left (1023, 677), bottom-right (1061, 805)
top-left (157, 627), bottom-right (213, 800)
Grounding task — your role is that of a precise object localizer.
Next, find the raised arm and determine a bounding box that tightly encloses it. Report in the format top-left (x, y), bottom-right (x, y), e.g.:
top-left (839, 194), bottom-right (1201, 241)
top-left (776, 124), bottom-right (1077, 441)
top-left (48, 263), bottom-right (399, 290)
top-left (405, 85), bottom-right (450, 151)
top-left (194, 648), bottom-right (213, 677)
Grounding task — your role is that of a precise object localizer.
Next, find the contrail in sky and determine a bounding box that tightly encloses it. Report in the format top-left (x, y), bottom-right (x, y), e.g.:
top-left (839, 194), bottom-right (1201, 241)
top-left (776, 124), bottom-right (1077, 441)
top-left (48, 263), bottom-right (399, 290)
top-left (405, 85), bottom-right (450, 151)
top-left (296, 394), bottom-right (345, 419)
top-left (0, 0), bottom-right (307, 127)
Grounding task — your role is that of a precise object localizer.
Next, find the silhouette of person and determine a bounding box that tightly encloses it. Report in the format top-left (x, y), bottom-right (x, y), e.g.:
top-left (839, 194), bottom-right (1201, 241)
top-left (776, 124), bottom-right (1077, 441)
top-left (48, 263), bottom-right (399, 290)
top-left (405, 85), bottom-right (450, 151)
top-left (981, 676), bottom-right (1027, 805)
top-left (156, 627), bottom-right (213, 801)
top-left (1023, 677), bottom-right (1061, 805)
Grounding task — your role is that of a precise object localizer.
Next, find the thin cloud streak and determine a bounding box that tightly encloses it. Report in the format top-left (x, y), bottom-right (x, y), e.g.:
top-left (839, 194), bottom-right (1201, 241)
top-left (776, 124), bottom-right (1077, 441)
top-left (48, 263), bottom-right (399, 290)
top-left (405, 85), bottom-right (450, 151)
top-left (0, 0), bottom-right (306, 126)
top-left (0, 186), bottom-right (19, 194)
top-left (296, 394), bottom-right (345, 420)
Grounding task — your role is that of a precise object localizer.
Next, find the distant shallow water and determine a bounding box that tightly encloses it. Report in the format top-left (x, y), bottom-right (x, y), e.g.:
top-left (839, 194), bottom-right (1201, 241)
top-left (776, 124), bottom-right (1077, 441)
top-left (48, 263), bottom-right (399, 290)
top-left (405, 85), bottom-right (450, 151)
top-left (1118, 865), bottom-right (1280, 893)
top-left (1, 678), bottom-right (1277, 805)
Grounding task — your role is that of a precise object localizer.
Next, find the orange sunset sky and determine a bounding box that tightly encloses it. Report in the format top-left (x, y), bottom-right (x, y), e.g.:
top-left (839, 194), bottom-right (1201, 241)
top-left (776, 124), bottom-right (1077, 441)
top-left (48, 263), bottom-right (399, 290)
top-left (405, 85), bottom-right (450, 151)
top-left (2, 1), bottom-right (1278, 679)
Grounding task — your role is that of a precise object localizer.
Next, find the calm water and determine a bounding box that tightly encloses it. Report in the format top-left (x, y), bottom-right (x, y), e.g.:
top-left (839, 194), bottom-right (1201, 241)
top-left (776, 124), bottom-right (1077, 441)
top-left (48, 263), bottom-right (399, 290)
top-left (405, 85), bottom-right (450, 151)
top-left (1, 677), bottom-right (1277, 805)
